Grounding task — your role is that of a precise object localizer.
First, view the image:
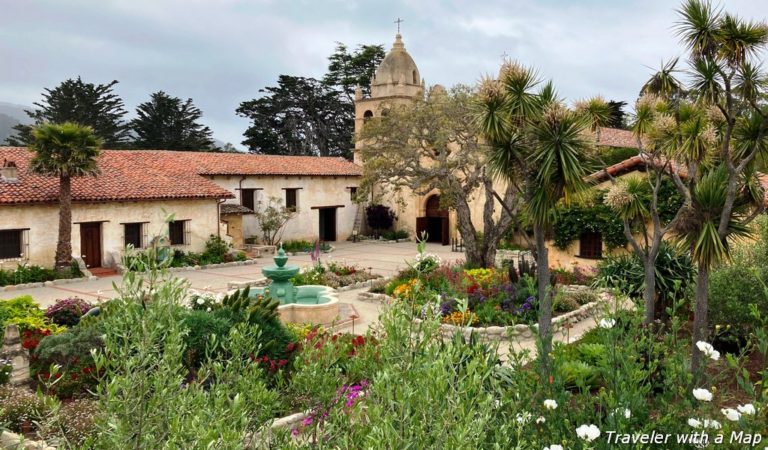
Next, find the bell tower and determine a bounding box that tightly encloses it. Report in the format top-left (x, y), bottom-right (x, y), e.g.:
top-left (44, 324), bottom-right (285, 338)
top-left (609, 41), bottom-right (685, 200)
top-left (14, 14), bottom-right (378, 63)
top-left (353, 31), bottom-right (424, 164)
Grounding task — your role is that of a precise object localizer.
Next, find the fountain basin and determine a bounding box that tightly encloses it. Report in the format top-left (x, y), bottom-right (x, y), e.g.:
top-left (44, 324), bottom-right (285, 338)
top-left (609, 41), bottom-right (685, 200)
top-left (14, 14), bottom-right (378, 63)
top-left (247, 285), bottom-right (340, 325)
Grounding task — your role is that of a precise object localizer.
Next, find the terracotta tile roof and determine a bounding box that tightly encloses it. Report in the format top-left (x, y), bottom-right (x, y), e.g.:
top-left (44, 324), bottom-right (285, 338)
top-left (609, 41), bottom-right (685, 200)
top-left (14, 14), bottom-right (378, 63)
top-left (589, 155), bottom-right (768, 205)
top-left (0, 147), bottom-right (362, 205)
top-left (0, 147), bottom-right (236, 205)
top-left (220, 204), bottom-right (254, 215)
top-left (595, 127), bottom-right (641, 149)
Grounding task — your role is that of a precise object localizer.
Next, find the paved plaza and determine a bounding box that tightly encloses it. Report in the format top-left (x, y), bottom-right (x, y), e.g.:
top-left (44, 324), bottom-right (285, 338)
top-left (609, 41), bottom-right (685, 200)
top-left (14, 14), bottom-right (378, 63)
top-left (0, 240), bottom-right (462, 307)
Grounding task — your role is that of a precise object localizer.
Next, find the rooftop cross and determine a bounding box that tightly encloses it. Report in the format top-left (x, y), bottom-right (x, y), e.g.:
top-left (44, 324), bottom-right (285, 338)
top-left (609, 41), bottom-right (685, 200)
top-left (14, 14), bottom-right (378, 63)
top-left (501, 51), bottom-right (509, 59)
top-left (394, 17), bottom-right (404, 34)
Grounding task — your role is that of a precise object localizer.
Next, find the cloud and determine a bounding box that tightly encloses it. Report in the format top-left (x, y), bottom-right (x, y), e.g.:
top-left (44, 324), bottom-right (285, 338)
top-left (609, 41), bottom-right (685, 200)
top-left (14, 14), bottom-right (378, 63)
top-left (0, 0), bottom-right (765, 148)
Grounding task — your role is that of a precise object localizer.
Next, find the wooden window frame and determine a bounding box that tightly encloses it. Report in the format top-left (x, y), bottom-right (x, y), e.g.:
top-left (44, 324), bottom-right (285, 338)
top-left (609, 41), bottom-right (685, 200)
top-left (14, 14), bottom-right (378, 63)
top-left (0, 229), bottom-right (28, 260)
top-left (284, 188), bottom-right (299, 212)
top-left (122, 222), bottom-right (148, 249)
top-left (169, 220), bottom-right (190, 246)
top-left (578, 231), bottom-right (603, 259)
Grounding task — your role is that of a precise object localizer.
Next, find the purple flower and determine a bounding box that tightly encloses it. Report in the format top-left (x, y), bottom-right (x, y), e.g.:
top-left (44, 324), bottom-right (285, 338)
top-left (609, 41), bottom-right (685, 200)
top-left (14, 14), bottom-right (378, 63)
top-left (291, 427), bottom-right (299, 437)
top-left (440, 298), bottom-right (458, 316)
top-left (302, 416), bottom-right (313, 426)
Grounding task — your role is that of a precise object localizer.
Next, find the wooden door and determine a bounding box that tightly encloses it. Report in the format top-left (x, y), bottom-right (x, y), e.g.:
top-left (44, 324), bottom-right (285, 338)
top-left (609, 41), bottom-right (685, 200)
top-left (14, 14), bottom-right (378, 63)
top-left (80, 222), bottom-right (102, 268)
top-left (416, 217), bottom-right (428, 240)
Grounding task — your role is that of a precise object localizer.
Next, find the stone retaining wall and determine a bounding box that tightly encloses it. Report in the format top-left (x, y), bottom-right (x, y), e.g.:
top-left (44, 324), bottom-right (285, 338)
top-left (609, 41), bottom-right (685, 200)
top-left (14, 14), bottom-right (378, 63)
top-left (358, 287), bottom-right (613, 342)
top-left (0, 432), bottom-right (55, 450)
top-left (0, 276), bottom-right (93, 293)
top-left (119, 259), bottom-right (260, 276)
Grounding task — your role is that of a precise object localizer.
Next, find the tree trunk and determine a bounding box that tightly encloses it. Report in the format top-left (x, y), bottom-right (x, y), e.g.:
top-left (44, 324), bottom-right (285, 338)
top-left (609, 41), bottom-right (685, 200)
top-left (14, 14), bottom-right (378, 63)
top-left (535, 226), bottom-right (552, 375)
top-left (691, 265), bottom-right (710, 377)
top-left (643, 257), bottom-right (656, 324)
top-left (483, 244), bottom-right (497, 269)
top-left (55, 174), bottom-right (73, 272)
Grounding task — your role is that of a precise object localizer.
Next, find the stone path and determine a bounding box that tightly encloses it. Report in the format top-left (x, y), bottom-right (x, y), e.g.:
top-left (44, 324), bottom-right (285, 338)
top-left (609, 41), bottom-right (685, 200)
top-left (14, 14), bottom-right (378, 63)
top-left (0, 241), bottom-right (461, 308)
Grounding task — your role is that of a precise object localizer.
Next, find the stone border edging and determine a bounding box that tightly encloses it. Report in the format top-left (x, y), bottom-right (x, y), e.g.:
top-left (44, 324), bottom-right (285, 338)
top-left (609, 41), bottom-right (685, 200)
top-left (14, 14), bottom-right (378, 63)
top-left (285, 245), bottom-right (335, 256)
top-left (0, 275), bottom-right (93, 292)
top-left (119, 258), bottom-right (260, 276)
top-left (359, 287), bottom-right (613, 340)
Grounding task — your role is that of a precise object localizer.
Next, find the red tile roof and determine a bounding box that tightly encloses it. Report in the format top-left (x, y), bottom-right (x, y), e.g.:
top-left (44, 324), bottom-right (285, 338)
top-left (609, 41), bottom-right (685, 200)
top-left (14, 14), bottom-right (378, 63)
top-left (596, 127), bottom-right (641, 149)
top-left (0, 148), bottom-right (362, 205)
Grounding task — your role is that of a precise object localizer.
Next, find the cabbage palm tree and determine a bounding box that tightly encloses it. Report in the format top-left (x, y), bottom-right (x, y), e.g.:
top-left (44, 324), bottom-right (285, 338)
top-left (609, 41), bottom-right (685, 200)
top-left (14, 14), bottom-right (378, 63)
top-left (478, 62), bottom-right (594, 373)
top-left (29, 122), bottom-right (102, 271)
top-left (670, 0), bottom-right (768, 375)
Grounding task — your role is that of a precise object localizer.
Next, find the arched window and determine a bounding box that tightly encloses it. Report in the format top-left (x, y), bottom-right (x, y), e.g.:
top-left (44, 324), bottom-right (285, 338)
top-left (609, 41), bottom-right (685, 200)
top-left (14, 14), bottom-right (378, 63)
top-left (412, 70), bottom-right (418, 84)
top-left (363, 110), bottom-right (373, 121)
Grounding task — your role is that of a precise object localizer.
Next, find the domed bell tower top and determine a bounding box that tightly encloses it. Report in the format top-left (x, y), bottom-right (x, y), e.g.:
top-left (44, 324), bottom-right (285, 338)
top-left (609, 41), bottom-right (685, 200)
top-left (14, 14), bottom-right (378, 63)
top-left (370, 33), bottom-right (423, 98)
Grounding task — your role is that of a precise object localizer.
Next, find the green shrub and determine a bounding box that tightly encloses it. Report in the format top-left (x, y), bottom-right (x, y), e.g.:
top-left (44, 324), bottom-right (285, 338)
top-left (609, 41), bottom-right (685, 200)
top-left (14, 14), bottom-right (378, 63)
top-left (0, 262), bottom-right (81, 287)
top-left (553, 293), bottom-right (579, 313)
top-left (593, 242), bottom-right (695, 309)
top-left (709, 265), bottom-right (768, 346)
top-left (382, 229), bottom-right (409, 241)
top-left (0, 385), bottom-right (53, 433)
top-left (32, 324), bottom-right (103, 398)
top-left (282, 239), bottom-right (312, 253)
top-left (182, 310), bottom-right (235, 369)
top-left (0, 295), bottom-right (44, 327)
top-left (558, 360), bottom-right (600, 390)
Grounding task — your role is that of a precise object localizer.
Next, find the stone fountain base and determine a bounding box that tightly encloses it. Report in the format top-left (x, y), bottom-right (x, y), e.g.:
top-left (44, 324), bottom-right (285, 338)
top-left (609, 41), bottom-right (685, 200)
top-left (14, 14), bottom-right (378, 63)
top-left (278, 297), bottom-right (340, 325)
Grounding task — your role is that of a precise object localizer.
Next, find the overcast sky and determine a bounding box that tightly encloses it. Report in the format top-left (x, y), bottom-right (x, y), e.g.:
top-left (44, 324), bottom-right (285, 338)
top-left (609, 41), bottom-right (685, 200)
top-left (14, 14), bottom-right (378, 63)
top-left (0, 0), bottom-right (765, 149)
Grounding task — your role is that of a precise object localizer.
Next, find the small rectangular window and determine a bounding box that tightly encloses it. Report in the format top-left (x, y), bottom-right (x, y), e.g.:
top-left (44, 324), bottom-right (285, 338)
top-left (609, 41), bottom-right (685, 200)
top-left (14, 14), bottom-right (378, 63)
top-left (0, 229), bottom-right (23, 259)
top-left (124, 223), bottom-right (143, 249)
top-left (241, 188), bottom-right (256, 211)
top-left (350, 187), bottom-right (358, 202)
top-left (169, 220), bottom-right (189, 246)
top-left (285, 188), bottom-right (298, 211)
top-left (579, 232), bottom-right (603, 259)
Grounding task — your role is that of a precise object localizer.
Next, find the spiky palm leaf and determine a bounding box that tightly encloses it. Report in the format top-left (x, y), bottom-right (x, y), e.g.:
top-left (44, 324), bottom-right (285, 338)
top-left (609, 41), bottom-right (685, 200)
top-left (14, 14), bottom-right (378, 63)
top-left (675, 0), bottom-right (721, 60)
top-left (641, 58), bottom-right (683, 99)
top-left (527, 106), bottom-right (592, 227)
top-left (674, 166), bottom-right (753, 269)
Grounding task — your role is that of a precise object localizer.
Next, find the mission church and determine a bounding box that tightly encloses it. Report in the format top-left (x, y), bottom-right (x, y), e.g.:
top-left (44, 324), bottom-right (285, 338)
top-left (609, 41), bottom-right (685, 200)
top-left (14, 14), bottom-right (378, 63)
top-left (0, 31), bottom-right (644, 271)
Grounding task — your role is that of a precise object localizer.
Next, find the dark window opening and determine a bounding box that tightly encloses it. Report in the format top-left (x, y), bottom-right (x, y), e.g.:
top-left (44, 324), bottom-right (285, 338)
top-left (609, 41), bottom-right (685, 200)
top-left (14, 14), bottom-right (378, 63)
top-left (124, 223), bottom-right (143, 249)
top-left (412, 70), bottom-right (417, 84)
top-left (363, 110), bottom-right (373, 122)
top-left (0, 229), bottom-right (23, 259)
top-left (241, 188), bottom-right (256, 211)
top-left (579, 231), bottom-right (603, 259)
top-left (350, 187), bottom-right (358, 202)
top-left (285, 189), bottom-right (298, 211)
top-left (169, 220), bottom-right (189, 246)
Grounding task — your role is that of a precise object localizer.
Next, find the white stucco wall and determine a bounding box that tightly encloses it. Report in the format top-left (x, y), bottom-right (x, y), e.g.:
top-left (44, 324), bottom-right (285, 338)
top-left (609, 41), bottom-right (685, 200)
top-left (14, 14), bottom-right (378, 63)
top-left (209, 175), bottom-right (361, 243)
top-left (0, 199), bottom-right (220, 270)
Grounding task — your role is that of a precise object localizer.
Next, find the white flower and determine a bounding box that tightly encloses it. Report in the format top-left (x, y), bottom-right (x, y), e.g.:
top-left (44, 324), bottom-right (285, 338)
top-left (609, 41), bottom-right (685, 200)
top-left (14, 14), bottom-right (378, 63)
top-left (703, 419), bottom-right (721, 429)
top-left (206, 307), bottom-right (211, 312)
top-left (516, 411), bottom-right (532, 424)
top-left (599, 318), bottom-right (616, 329)
top-left (692, 388), bottom-right (713, 402)
top-left (576, 424), bottom-right (601, 442)
top-left (196, 298), bottom-right (205, 305)
top-left (622, 408), bottom-right (631, 419)
top-left (536, 416), bottom-right (546, 424)
top-left (544, 446), bottom-right (564, 450)
top-left (543, 399), bottom-right (558, 410)
top-left (721, 408), bottom-right (741, 422)
top-left (687, 418), bottom-right (702, 428)
top-left (695, 341), bottom-right (720, 360)
top-left (737, 403), bottom-right (756, 415)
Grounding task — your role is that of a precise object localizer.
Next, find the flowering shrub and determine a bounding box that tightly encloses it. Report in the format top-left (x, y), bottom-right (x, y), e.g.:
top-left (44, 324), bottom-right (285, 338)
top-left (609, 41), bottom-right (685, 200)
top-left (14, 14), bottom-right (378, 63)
top-left (291, 261), bottom-right (379, 288)
top-left (31, 324), bottom-right (104, 398)
top-left (40, 399), bottom-right (97, 447)
top-left (45, 297), bottom-right (93, 326)
top-left (187, 291), bottom-right (222, 311)
top-left (551, 264), bottom-right (597, 286)
top-left (22, 328), bottom-right (52, 351)
top-left (0, 385), bottom-right (53, 433)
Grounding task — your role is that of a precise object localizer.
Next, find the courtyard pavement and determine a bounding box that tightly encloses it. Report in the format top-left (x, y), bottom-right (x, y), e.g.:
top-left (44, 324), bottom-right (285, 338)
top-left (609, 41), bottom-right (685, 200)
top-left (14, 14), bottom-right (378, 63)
top-left (1, 240), bottom-right (462, 308)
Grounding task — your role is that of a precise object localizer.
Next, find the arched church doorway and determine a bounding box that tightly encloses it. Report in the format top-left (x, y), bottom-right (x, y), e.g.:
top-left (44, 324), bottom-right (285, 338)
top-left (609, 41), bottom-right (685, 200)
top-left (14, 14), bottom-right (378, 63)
top-left (416, 194), bottom-right (449, 245)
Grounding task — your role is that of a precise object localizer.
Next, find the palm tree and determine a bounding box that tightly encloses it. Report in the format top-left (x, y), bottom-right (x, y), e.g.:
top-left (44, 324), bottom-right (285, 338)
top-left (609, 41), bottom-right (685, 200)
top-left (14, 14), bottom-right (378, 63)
top-left (29, 122), bottom-right (102, 272)
top-left (668, 0), bottom-right (768, 375)
top-left (478, 62), bottom-right (594, 373)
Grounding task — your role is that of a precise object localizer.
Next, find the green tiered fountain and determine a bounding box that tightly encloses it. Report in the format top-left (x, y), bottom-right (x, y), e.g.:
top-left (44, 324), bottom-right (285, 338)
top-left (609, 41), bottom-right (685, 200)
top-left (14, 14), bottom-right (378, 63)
top-left (247, 244), bottom-right (339, 324)
top-left (261, 244), bottom-right (300, 303)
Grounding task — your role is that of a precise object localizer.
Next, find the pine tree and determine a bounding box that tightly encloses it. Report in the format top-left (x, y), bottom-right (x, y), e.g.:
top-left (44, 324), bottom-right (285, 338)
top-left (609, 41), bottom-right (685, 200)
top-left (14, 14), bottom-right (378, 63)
top-left (5, 77), bottom-right (129, 148)
top-left (130, 91), bottom-right (214, 151)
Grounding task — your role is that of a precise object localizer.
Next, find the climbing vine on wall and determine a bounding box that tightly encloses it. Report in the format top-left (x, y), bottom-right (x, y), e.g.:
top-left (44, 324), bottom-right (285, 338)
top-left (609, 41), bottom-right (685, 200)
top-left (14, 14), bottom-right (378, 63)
top-left (553, 202), bottom-right (627, 250)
